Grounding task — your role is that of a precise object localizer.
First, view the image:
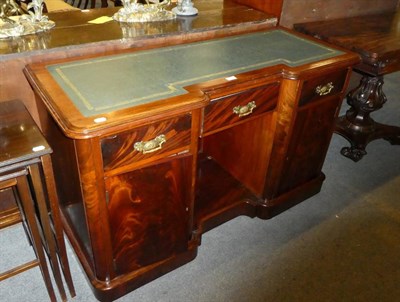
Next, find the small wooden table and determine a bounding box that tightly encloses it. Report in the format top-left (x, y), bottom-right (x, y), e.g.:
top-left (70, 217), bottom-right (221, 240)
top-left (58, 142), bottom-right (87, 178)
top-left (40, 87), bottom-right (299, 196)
top-left (0, 100), bottom-right (75, 301)
top-left (294, 11), bottom-right (400, 161)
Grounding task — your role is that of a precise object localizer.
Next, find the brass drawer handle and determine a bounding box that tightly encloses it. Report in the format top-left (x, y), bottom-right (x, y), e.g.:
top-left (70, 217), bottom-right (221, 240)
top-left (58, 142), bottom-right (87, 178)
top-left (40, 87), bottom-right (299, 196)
top-left (315, 82), bottom-right (334, 96)
top-left (134, 134), bottom-right (166, 154)
top-left (233, 101), bottom-right (256, 117)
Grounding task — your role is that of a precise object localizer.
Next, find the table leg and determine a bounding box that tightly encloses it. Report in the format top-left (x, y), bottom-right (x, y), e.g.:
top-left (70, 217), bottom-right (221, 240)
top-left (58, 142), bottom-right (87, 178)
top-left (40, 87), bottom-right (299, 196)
top-left (29, 163), bottom-right (68, 302)
top-left (335, 74), bottom-right (400, 162)
top-left (41, 154), bottom-right (76, 298)
top-left (16, 174), bottom-right (57, 302)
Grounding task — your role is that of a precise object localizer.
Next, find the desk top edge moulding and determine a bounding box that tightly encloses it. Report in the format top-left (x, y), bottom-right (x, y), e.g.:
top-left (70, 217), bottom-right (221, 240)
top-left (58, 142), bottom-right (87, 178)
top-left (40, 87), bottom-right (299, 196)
top-left (24, 24), bottom-right (359, 302)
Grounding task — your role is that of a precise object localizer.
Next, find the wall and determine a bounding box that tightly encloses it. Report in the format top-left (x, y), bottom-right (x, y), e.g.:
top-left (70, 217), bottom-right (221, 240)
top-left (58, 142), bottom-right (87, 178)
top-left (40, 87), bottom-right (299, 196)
top-left (233, 0), bottom-right (284, 20)
top-left (233, 0), bottom-right (399, 28)
top-left (279, 0), bottom-right (399, 28)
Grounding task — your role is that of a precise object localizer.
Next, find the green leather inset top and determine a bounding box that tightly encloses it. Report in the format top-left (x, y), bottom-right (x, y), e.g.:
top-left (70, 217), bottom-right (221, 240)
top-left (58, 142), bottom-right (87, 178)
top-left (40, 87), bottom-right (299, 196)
top-left (46, 29), bottom-right (343, 117)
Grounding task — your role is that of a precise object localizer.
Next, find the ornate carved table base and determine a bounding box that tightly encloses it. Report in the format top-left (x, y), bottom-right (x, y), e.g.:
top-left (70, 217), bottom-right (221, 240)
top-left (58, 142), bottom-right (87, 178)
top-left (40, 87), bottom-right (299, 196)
top-left (335, 74), bottom-right (400, 162)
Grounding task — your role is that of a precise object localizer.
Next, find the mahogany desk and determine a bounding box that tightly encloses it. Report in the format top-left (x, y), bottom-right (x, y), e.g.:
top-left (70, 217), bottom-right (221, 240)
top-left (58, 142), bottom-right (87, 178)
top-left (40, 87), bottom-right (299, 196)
top-left (294, 11), bottom-right (400, 161)
top-left (25, 28), bottom-right (359, 301)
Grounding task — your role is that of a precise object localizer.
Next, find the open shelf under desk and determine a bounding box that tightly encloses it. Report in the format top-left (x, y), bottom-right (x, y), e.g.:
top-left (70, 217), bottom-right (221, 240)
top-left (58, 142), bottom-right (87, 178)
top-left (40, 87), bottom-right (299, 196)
top-left (194, 156), bottom-right (261, 235)
top-left (63, 203), bottom-right (93, 263)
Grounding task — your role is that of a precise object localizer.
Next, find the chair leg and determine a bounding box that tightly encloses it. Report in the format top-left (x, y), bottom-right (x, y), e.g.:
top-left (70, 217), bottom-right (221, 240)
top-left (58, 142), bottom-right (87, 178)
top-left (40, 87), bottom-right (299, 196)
top-left (29, 163), bottom-right (68, 302)
top-left (16, 174), bottom-right (57, 302)
top-left (40, 155), bottom-right (76, 298)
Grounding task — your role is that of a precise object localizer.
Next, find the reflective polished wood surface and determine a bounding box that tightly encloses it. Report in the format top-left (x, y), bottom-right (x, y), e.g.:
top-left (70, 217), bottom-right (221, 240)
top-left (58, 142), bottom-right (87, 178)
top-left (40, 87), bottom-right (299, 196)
top-left (294, 10), bottom-right (400, 75)
top-left (0, 1), bottom-right (277, 57)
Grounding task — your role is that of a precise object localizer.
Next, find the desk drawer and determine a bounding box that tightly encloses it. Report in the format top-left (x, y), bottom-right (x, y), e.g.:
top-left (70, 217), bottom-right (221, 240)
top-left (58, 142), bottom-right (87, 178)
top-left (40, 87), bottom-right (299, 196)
top-left (101, 114), bottom-right (192, 174)
top-left (299, 69), bottom-right (348, 106)
top-left (203, 83), bottom-right (279, 135)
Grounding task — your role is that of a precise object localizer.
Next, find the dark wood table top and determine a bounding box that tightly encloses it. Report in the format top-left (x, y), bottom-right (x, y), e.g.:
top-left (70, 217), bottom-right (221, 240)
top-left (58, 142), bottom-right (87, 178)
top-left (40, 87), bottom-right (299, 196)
top-left (0, 100), bottom-right (51, 168)
top-left (294, 10), bottom-right (400, 75)
top-left (0, 0), bottom-right (277, 58)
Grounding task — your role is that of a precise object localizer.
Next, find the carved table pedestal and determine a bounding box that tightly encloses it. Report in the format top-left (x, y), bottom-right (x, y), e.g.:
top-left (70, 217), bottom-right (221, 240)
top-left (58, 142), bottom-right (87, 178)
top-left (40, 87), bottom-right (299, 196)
top-left (294, 11), bottom-right (400, 161)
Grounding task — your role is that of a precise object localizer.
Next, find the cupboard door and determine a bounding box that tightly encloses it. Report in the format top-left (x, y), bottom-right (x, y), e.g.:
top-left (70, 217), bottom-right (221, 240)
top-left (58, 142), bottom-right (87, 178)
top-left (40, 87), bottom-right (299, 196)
top-left (105, 156), bottom-right (193, 275)
top-left (277, 96), bottom-right (341, 194)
